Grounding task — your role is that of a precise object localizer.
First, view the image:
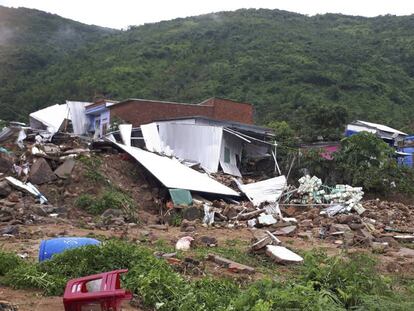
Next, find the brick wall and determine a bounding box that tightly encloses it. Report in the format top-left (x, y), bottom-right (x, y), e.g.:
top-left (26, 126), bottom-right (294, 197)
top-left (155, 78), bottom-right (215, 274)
top-left (201, 98), bottom-right (253, 124)
top-left (109, 98), bottom-right (254, 126)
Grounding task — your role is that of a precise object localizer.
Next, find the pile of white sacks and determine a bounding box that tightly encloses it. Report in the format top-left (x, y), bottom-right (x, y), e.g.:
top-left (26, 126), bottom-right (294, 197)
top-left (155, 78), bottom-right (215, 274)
top-left (295, 175), bottom-right (365, 215)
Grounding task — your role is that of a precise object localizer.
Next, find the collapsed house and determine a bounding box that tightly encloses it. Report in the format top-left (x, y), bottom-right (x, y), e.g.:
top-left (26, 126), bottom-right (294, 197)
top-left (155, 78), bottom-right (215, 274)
top-left (113, 117), bottom-right (277, 177)
top-left (29, 101), bottom-right (91, 136)
top-left (85, 97), bottom-right (254, 137)
top-left (345, 120), bottom-right (407, 146)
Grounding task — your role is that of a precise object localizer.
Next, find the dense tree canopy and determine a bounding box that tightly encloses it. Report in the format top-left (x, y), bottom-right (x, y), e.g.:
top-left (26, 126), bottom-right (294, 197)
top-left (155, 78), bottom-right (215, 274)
top-left (1, 6), bottom-right (414, 140)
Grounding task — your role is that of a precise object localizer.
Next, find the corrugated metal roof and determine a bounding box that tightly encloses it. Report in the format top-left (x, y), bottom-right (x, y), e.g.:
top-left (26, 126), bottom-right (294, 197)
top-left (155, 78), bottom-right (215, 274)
top-left (115, 143), bottom-right (239, 197)
top-left (355, 120), bottom-right (407, 136)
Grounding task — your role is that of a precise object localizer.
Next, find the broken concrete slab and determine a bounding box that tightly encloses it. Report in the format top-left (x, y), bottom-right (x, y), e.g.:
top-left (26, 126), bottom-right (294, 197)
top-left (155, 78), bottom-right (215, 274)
top-left (54, 158), bottom-right (75, 179)
top-left (329, 223), bottom-right (352, 233)
top-left (265, 245), bottom-right (303, 264)
top-left (391, 247), bottom-right (414, 258)
top-left (393, 235), bottom-right (414, 242)
top-left (29, 158), bottom-right (57, 184)
top-left (257, 213), bottom-right (277, 226)
top-left (207, 254), bottom-right (255, 274)
top-left (273, 225), bottom-right (297, 236)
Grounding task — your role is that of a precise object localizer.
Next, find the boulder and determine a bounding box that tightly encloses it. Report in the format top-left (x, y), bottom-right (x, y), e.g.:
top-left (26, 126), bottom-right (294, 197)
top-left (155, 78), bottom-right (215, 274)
top-left (29, 158), bottom-right (57, 184)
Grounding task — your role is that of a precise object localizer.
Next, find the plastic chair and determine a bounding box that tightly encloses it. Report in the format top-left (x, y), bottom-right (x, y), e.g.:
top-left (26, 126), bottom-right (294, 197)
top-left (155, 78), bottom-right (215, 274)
top-left (63, 269), bottom-right (132, 311)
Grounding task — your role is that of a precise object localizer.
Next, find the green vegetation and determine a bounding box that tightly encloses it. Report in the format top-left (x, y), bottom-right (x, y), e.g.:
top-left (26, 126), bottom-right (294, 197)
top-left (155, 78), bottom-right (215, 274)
top-left (78, 155), bottom-right (105, 183)
top-left (1, 241), bottom-right (413, 310)
top-left (2, 6), bottom-right (414, 139)
top-left (75, 189), bottom-right (136, 215)
top-left (0, 6), bottom-right (116, 121)
top-left (294, 132), bottom-right (414, 196)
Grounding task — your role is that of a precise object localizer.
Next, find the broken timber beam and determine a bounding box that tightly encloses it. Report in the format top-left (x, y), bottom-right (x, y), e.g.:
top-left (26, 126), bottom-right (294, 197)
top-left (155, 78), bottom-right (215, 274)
top-left (207, 254), bottom-right (255, 274)
top-left (232, 208), bottom-right (266, 221)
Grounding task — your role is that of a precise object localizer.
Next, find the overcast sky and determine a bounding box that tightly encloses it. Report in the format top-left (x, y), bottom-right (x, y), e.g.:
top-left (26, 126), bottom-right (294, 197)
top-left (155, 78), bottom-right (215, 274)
top-left (1, 0), bottom-right (414, 29)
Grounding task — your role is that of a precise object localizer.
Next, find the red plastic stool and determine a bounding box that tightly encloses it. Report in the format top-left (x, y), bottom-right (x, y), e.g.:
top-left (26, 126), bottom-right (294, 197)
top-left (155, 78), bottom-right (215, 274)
top-left (63, 269), bottom-right (132, 311)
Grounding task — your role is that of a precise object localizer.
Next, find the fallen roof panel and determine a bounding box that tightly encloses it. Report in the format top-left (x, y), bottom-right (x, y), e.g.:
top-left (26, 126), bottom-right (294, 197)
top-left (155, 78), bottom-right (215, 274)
top-left (235, 175), bottom-right (286, 206)
top-left (115, 143), bottom-right (239, 197)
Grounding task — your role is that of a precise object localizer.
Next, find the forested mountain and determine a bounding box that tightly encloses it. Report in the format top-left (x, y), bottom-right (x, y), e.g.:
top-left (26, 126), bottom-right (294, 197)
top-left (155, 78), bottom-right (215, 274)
top-left (2, 6), bottom-right (414, 139)
top-left (0, 6), bottom-right (116, 119)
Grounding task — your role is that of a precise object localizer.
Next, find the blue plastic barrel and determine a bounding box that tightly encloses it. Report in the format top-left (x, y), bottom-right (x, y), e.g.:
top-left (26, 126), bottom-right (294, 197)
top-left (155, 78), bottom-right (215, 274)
top-left (38, 237), bottom-right (100, 262)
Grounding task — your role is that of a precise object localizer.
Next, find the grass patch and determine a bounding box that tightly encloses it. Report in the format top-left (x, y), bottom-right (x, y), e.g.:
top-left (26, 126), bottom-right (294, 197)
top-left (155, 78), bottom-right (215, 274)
top-left (75, 188), bottom-right (136, 216)
top-left (78, 155), bottom-right (105, 183)
top-left (0, 242), bottom-right (413, 310)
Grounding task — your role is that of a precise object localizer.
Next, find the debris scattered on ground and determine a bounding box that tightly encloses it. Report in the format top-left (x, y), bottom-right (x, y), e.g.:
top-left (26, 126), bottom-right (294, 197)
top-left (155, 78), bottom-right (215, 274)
top-left (207, 253), bottom-right (255, 274)
top-left (265, 245), bottom-right (304, 264)
top-left (175, 236), bottom-right (194, 251)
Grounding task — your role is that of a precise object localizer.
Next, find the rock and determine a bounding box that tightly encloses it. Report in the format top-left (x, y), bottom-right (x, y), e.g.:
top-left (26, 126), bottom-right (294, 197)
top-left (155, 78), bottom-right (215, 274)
top-left (7, 193), bottom-right (20, 203)
top-left (378, 236), bottom-right (400, 248)
top-left (298, 232), bottom-right (313, 239)
top-left (222, 206), bottom-right (239, 219)
top-left (336, 214), bottom-right (356, 224)
top-left (182, 206), bottom-right (202, 221)
top-left (348, 223), bottom-right (364, 230)
top-left (31, 204), bottom-right (48, 216)
top-left (391, 247), bottom-right (414, 258)
top-left (0, 225), bottom-right (18, 235)
top-left (102, 208), bottom-right (123, 218)
top-left (54, 158), bottom-right (75, 179)
top-left (283, 206), bottom-right (297, 217)
top-left (273, 225), bottom-right (297, 236)
top-left (0, 181), bottom-right (11, 198)
top-left (300, 219), bottom-right (313, 229)
top-left (0, 209), bottom-right (13, 222)
top-left (265, 245), bottom-right (303, 264)
top-left (371, 242), bottom-right (388, 253)
top-left (180, 219), bottom-right (196, 232)
top-left (330, 224), bottom-right (352, 233)
top-left (199, 236), bottom-right (218, 247)
top-left (0, 154), bottom-right (13, 174)
top-left (0, 301), bottom-right (18, 311)
top-left (29, 158), bottom-right (57, 184)
top-left (354, 228), bottom-right (373, 246)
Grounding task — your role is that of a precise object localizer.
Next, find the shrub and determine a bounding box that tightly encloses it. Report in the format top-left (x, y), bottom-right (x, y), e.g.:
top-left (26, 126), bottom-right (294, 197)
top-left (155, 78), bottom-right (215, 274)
top-left (4, 264), bottom-right (67, 296)
top-left (0, 251), bottom-right (23, 275)
top-left (75, 189), bottom-right (136, 215)
top-left (74, 194), bottom-right (95, 210)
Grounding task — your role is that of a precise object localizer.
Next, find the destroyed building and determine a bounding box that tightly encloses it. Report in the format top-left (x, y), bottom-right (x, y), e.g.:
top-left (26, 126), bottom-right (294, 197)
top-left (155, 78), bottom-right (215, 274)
top-left (85, 97), bottom-right (254, 137)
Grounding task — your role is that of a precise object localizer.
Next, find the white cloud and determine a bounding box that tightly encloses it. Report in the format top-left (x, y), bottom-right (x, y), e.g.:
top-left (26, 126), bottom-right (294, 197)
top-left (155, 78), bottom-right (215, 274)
top-left (1, 0), bottom-right (414, 29)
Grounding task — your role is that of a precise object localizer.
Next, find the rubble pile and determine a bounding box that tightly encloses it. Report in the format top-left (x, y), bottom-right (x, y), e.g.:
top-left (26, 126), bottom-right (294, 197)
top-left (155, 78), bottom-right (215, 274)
top-left (289, 175), bottom-right (364, 214)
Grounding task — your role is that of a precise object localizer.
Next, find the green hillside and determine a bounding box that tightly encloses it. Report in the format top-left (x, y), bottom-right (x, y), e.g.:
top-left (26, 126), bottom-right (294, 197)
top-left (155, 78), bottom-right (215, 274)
top-left (0, 5), bottom-right (116, 119)
top-left (2, 7), bottom-right (414, 139)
